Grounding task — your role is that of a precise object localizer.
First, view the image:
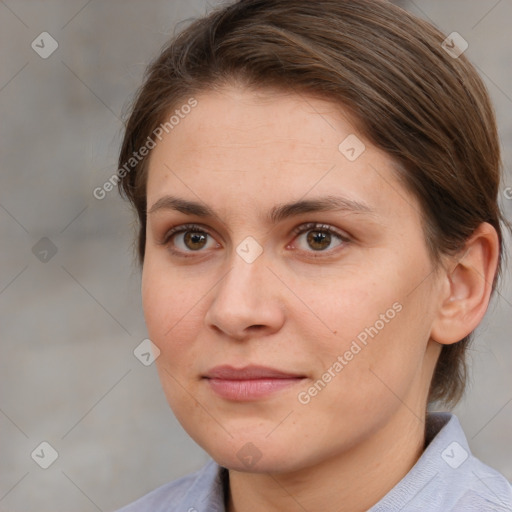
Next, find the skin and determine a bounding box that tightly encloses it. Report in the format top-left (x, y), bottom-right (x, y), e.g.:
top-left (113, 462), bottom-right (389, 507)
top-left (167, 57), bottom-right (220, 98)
top-left (141, 85), bottom-right (499, 512)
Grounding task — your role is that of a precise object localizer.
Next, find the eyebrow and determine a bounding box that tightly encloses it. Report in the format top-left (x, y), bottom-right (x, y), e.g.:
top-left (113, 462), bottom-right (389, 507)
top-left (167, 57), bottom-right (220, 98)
top-left (147, 194), bottom-right (374, 224)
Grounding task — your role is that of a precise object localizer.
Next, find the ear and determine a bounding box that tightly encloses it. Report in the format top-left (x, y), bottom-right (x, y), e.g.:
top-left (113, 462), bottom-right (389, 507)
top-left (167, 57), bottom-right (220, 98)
top-left (430, 222), bottom-right (500, 345)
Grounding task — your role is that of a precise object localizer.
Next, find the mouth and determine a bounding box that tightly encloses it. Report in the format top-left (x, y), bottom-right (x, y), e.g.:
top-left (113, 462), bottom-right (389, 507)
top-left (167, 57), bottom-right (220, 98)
top-left (202, 365), bottom-right (307, 401)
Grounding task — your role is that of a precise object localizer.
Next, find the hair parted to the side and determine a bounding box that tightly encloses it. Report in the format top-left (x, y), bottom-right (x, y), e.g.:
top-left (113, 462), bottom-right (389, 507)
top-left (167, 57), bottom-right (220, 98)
top-left (117, 0), bottom-right (509, 408)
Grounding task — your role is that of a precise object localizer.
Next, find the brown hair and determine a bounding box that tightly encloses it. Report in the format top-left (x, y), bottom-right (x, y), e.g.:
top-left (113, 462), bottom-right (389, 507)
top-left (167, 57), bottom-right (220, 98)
top-left (117, 0), bottom-right (508, 408)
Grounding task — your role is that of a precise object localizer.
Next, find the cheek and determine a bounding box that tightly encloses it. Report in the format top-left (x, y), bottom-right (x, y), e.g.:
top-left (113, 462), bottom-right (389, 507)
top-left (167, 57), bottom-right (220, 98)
top-left (310, 270), bottom-right (399, 344)
top-left (141, 259), bottom-right (209, 383)
top-left (306, 260), bottom-right (433, 393)
top-left (141, 263), bottom-right (166, 343)
top-left (142, 255), bottom-right (186, 329)
top-left (142, 260), bottom-right (186, 354)
top-left (141, 268), bottom-right (201, 415)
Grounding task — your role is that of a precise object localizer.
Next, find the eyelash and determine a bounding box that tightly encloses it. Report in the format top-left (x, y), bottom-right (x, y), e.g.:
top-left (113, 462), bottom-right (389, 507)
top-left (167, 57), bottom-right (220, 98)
top-left (159, 222), bottom-right (350, 258)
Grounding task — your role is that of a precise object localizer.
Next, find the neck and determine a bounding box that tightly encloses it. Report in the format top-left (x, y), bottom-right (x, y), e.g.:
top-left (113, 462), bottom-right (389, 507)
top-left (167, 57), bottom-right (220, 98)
top-left (226, 408), bottom-right (426, 512)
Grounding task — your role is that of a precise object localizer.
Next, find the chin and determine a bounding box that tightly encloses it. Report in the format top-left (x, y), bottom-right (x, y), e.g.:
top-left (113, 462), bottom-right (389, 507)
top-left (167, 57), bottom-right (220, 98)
top-left (213, 453), bottom-right (300, 474)
top-left (199, 436), bottom-right (311, 474)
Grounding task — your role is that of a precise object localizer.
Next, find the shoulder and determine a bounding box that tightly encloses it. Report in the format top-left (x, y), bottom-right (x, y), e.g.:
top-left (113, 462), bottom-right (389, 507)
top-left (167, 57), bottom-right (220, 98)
top-left (370, 413), bottom-right (512, 512)
top-left (436, 414), bottom-right (512, 510)
top-left (450, 455), bottom-right (512, 511)
top-left (113, 459), bottom-right (226, 512)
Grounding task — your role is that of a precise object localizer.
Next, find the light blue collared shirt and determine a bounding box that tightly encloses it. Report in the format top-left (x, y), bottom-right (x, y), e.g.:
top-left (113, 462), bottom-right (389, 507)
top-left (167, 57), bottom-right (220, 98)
top-left (114, 413), bottom-right (512, 511)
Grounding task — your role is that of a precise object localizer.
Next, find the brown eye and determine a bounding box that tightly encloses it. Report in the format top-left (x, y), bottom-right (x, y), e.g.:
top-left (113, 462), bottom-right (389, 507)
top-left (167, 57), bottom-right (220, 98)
top-left (306, 230), bottom-right (332, 251)
top-left (161, 224), bottom-right (219, 257)
top-left (182, 231), bottom-right (208, 251)
top-left (291, 223), bottom-right (349, 255)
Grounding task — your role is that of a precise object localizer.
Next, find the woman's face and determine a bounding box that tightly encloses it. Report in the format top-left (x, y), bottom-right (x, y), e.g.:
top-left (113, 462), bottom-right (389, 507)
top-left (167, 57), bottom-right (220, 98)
top-left (142, 85), bottom-right (443, 473)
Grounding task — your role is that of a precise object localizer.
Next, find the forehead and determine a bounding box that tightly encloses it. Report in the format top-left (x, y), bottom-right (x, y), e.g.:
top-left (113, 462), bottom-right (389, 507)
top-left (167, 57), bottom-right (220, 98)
top-left (145, 86), bottom-right (422, 224)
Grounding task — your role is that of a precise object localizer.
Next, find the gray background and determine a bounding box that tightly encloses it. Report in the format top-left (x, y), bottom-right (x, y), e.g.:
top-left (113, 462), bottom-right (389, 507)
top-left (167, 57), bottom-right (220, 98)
top-left (0, 1), bottom-right (511, 511)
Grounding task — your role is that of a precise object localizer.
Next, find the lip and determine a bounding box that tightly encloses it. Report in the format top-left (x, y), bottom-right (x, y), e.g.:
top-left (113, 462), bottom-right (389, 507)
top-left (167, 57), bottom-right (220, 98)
top-left (204, 365), bottom-right (304, 380)
top-left (203, 365), bottom-right (307, 401)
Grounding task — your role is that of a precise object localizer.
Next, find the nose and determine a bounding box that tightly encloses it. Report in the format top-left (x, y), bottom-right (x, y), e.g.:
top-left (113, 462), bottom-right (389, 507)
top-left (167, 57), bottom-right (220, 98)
top-left (204, 249), bottom-right (285, 341)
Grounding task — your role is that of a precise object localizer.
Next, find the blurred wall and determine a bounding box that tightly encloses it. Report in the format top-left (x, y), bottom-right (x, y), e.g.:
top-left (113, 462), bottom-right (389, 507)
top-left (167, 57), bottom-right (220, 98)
top-left (0, 1), bottom-right (511, 510)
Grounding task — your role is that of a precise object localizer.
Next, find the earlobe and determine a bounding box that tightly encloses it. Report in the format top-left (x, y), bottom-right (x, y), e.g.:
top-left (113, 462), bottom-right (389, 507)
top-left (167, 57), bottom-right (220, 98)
top-left (430, 223), bottom-right (500, 345)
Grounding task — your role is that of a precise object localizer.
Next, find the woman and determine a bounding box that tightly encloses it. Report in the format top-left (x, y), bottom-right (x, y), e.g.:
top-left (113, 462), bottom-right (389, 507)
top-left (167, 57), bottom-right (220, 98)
top-left (114, 0), bottom-right (512, 510)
